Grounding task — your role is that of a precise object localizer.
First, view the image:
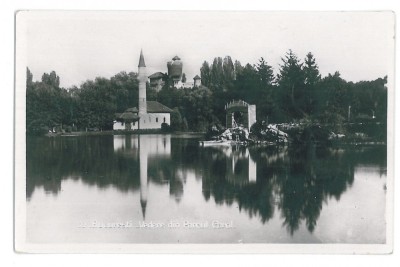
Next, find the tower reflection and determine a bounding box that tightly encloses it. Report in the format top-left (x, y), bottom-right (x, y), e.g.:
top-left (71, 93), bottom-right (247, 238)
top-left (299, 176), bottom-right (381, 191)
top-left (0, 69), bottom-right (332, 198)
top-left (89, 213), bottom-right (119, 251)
top-left (113, 134), bottom-right (172, 219)
top-left (139, 135), bottom-right (148, 219)
top-left (214, 146), bottom-right (257, 185)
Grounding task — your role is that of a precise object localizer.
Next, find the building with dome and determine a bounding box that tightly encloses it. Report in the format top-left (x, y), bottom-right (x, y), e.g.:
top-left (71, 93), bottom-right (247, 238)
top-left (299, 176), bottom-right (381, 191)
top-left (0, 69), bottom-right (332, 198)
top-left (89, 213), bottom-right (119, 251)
top-left (148, 55), bottom-right (201, 91)
top-left (167, 55), bottom-right (183, 86)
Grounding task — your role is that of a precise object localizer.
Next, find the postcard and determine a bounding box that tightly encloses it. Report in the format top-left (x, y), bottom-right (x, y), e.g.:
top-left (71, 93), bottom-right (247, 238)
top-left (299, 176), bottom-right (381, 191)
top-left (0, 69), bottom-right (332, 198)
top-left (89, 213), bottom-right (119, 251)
top-left (14, 11), bottom-right (394, 253)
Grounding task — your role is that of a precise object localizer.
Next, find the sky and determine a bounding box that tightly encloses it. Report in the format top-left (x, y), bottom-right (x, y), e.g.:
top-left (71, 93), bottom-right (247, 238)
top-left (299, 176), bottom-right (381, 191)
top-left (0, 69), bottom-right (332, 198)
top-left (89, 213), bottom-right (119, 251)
top-left (21, 11), bottom-right (394, 88)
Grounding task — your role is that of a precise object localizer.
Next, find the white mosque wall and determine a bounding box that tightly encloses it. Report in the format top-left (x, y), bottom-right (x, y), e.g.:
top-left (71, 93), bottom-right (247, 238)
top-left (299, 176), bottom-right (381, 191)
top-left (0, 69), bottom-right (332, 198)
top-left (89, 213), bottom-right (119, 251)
top-left (133, 113), bottom-right (171, 130)
top-left (113, 121), bottom-right (126, 130)
top-left (113, 113), bottom-right (171, 131)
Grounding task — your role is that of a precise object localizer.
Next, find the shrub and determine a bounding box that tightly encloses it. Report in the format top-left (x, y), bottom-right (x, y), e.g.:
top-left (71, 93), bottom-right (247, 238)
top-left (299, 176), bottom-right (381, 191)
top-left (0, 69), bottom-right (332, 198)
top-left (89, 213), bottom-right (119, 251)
top-left (161, 123), bottom-right (171, 132)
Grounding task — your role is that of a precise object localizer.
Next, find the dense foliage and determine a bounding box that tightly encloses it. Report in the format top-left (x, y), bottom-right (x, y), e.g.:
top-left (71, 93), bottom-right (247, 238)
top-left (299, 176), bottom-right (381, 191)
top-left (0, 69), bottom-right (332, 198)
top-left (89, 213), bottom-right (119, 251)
top-left (26, 50), bottom-right (387, 135)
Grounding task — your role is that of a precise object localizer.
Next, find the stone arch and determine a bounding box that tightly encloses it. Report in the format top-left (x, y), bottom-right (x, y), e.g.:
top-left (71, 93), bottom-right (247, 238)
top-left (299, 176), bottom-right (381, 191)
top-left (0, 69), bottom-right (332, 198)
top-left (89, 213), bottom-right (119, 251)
top-left (225, 100), bottom-right (257, 130)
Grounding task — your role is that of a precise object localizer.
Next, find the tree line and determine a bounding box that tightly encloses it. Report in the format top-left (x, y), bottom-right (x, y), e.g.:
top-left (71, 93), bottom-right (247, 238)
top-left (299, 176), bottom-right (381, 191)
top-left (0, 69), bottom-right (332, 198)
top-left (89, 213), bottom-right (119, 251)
top-left (199, 50), bottom-right (387, 127)
top-left (26, 50), bottom-right (387, 135)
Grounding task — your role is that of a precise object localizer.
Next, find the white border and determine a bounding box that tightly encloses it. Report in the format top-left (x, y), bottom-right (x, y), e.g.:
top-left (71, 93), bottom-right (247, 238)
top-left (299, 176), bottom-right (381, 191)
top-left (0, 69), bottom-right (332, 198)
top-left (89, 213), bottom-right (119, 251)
top-left (2, 1), bottom-right (398, 266)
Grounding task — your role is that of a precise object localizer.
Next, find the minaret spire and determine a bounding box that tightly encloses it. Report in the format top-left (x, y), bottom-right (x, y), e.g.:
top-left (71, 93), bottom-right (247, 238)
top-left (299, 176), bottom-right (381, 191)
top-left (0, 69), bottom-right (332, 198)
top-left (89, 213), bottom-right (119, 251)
top-left (138, 49), bottom-right (146, 67)
top-left (140, 199), bottom-right (147, 220)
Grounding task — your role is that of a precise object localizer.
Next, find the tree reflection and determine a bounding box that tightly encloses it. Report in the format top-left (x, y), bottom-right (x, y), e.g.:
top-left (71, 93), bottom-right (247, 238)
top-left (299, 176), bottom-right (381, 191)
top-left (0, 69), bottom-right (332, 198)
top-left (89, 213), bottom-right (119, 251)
top-left (198, 143), bottom-right (385, 234)
top-left (26, 135), bottom-right (141, 199)
top-left (27, 135), bottom-right (386, 234)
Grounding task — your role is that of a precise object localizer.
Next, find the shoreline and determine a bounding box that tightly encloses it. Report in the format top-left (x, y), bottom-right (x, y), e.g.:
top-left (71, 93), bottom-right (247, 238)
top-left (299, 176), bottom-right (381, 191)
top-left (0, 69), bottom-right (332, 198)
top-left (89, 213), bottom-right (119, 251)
top-left (43, 130), bottom-right (205, 137)
top-left (39, 130), bottom-right (387, 147)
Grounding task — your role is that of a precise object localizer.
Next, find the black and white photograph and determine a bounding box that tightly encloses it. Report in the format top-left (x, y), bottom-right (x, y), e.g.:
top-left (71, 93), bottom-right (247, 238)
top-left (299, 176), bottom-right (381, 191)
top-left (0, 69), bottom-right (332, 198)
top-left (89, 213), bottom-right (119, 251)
top-left (14, 10), bottom-right (394, 253)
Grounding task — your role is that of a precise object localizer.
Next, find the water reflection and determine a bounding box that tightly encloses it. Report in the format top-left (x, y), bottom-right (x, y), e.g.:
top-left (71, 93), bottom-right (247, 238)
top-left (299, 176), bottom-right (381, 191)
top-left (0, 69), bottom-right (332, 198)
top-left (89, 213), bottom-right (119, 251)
top-left (26, 134), bottom-right (387, 238)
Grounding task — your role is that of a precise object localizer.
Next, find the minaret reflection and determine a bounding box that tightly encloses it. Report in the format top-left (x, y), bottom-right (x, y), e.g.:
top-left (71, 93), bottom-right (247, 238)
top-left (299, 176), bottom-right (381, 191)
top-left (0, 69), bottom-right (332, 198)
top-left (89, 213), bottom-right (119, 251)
top-left (139, 135), bottom-right (171, 219)
top-left (139, 135), bottom-right (148, 220)
top-left (113, 134), bottom-right (171, 220)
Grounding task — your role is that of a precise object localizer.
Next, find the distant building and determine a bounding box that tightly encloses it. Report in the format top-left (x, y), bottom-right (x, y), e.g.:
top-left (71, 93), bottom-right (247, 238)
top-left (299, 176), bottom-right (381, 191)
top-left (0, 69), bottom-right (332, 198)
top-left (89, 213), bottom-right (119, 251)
top-left (113, 107), bottom-right (140, 130)
top-left (167, 55), bottom-right (183, 87)
top-left (149, 55), bottom-right (201, 90)
top-left (114, 101), bottom-right (173, 130)
top-left (113, 50), bottom-right (173, 130)
top-left (178, 81), bottom-right (194, 88)
top-left (193, 75), bottom-right (201, 87)
top-left (148, 72), bottom-right (166, 92)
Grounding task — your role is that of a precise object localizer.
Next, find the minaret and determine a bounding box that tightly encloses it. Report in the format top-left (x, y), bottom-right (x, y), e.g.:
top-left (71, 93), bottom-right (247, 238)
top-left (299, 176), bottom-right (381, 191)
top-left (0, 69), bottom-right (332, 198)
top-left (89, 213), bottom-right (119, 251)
top-left (138, 50), bottom-right (147, 117)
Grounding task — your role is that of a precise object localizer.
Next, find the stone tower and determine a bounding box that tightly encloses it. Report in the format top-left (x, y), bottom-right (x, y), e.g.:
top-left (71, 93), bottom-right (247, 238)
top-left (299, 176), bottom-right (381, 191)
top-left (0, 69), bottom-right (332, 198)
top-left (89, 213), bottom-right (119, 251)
top-left (167, 55), bottom-right (183, 87)
top-left (193, 75), bottom-right (201, 87)
top-left (138, 50), bottom-right (147, 116)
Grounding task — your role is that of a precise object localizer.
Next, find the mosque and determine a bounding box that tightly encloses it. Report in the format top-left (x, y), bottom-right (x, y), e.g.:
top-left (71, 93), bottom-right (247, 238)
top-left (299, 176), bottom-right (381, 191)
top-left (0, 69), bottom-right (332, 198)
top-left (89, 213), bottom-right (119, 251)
top-left (113, 50), bottom-right (174, 131)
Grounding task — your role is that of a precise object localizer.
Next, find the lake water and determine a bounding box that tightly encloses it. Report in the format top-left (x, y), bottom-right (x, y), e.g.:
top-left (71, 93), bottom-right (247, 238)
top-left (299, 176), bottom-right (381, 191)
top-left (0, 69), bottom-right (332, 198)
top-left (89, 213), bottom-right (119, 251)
top-left (26, 134), bottom-right (387, 243)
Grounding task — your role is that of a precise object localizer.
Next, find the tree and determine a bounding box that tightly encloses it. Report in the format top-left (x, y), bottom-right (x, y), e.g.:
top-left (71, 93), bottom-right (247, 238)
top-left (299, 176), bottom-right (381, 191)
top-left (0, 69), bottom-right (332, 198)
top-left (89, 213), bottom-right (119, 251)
top-left (41, 71), bottom-right (60, 88)
top-left (157, 86), bottom-right (182, 110)
top-left (317, 71), bottom-right (349, 131)
top-left (181, 73), bottom-right (187, 83)
top-left (170, 107), bottom-right (184, 131)
top-left (200, 61), bottom-right (211, 87)
top-left (26, 67), bottom-right (33, 89)
top-left (178, 86), bottom-right (218, 131)
top-left (233, 63), bottom-right (259, 103)
top-left (255, 57), bottom-right (275, 88)
top-left (253, 58), bottom-right (278, 121)
top-left (210, 57), bottom-right (224, 90)
top-left (26, 70), bottom-right (67, 134)
top-left (109, 71), bottom-right (139, 112)
top-left (234, 60), bottom-right (244, 80)
top-left (349, 76), bottom-right (387, 121)
top-left (77, 77), bottom-right (116, 130)
top-left (303, 52), bottom-right (321, 115)
top-left (303, 52), bottom-right (321, 86)
top-left (276, 50), bottom-right (306, 119)
top-left (222, 56), bottom-right (235, 89)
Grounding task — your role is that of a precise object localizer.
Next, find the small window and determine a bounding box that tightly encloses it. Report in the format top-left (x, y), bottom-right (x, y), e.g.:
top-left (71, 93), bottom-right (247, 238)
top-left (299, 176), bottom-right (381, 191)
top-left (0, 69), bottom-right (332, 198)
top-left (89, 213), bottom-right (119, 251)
top-left (163, 117), bottom-right (166, 123)
top-left (156, 117), bottom-right (159, 123)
